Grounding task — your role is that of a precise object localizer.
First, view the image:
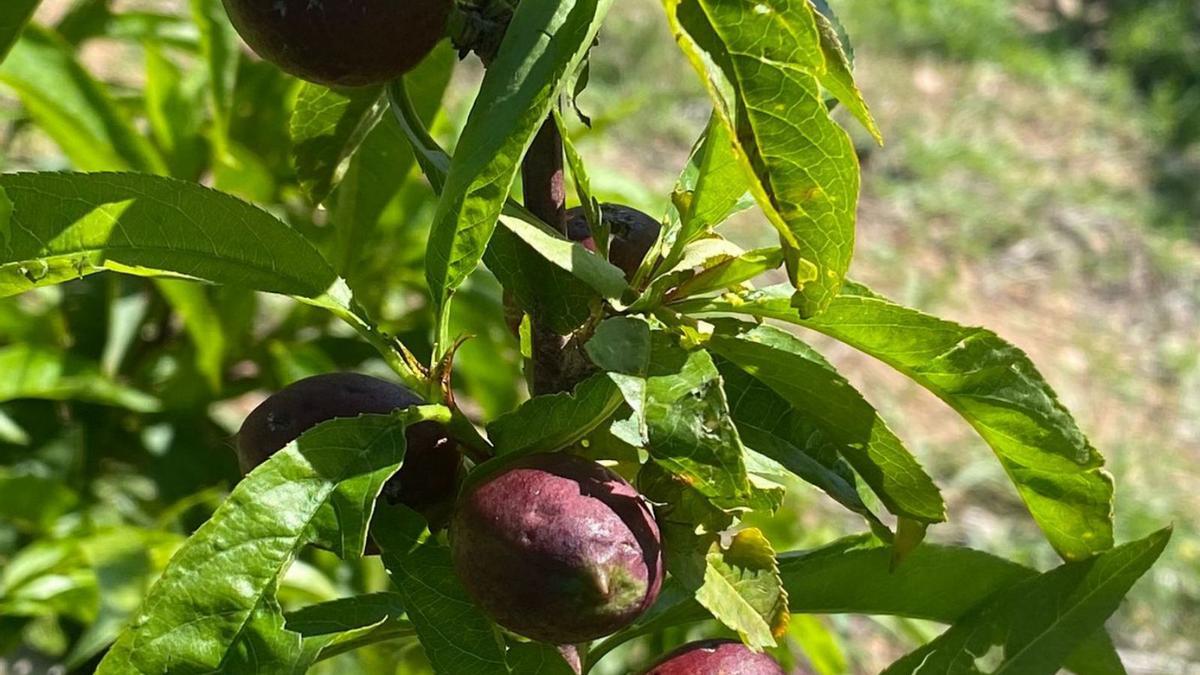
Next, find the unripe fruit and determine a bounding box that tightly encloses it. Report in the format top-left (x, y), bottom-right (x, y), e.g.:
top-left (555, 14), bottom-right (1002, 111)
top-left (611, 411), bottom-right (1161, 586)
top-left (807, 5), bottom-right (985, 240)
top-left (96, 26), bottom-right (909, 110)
top-left (644, 639), bottom-right (787, 675)
top-left (236, 373), bottom-right (460, 520)
top-left (566, 203), bottom-right (662, 280)
top-left (220, 0), bottom-right (451, 87)
top-left (451, 452), bottom-right (663, 644)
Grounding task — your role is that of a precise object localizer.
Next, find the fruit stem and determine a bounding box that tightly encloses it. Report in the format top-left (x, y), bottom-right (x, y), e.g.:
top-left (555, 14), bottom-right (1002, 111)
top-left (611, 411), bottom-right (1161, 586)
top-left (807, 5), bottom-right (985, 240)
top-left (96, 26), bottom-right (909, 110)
top-left (522, 115), bottom-right (574, 396)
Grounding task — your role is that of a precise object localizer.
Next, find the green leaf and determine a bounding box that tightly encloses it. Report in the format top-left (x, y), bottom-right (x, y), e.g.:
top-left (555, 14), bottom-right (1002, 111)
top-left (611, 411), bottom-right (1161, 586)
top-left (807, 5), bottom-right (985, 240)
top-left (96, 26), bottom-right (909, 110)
top-left (0, 0), bottom-right (38, 63)
top-left (678, 282), bottom-right (1114, 560)
top-left (189, 0), bottom-right (238, 157)
top-left (291, 84), bottom-right (386, 205)
top-left (0, 172), bottom-right (343, 302)
top-left (285, 592), bottom-right (405, 637)
top-left (505, 643), bottom-right (577, 675)
top-left (96, 411), bottom-right (425, 674)
top-left (631, 329), bottom-right (755, 509)
top-left (636, 238), bottom-right (778, 309)
top-left (669, 246), bottom-right (782, 300)
top-left (707, 320), bottom-right (945, 523)
top-left (0, 26), bottom-right (166, 173)
top-left (664, 0), bottom-right (859, 316)
top-left (811, 2), bottom-right (882, 144)
top-left (716, 358), bottom-right (888, 535)
top-left (373, 504), bottom-right (509, 675)
top-left (425, 0), bottom-right (612, 310)
top-left (663, 115), bottom-right (750, 268)
top-left (693, 528), bottom-right (789, 650)
top-left (0, 343), bottom-right (159, 411)
top-left (488, 373), bottom-right (624, 456)
top-left (484, 221), bottom-right (601, 334)
top-left (885, 528), bottom-right (1170, 675)
top-left (495, 214), bottom-right (630, 301)
top-left (592, 536), bottom-right (1126, 675)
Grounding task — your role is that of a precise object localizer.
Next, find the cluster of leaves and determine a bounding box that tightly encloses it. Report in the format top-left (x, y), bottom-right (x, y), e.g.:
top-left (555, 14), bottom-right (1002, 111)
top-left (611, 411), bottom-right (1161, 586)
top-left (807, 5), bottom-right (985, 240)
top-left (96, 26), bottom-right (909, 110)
top-left (0, 0), bottom-right (1168, 673)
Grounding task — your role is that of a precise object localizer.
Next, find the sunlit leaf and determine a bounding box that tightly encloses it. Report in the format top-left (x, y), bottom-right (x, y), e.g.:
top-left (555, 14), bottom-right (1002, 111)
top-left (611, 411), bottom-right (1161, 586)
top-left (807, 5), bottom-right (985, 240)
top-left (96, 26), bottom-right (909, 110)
top-left (717, 358), bottom-right (889, 535)
top-left (678, 282), bottom-right (1114, 560)
top-left (664, 0), bottom-right (859, 316)
top-left (885, 528), bottom-right (1170, 675)
top-left (96, 411), bottom-right (431, 674)
top-left (0, 172), bottom-right (343, 302)
top-left (425, 0), bottom-right (612, 313)
top-left (708, 320), bottom-right (945, 523)
top-left (591, 536), bottom-right (1125, 675)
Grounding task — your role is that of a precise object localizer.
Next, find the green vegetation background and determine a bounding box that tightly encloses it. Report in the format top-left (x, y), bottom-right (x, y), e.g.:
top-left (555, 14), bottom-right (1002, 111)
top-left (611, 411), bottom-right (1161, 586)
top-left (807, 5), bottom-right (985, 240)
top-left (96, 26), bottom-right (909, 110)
top-left (1, 0), bottom-right (1197, 672)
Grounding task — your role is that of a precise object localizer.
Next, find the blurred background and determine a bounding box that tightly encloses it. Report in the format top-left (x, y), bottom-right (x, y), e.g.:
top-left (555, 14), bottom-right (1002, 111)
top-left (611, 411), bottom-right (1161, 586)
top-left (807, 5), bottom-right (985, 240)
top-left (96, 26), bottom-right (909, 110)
top-left (1, 0), bottom-right (1197, 673)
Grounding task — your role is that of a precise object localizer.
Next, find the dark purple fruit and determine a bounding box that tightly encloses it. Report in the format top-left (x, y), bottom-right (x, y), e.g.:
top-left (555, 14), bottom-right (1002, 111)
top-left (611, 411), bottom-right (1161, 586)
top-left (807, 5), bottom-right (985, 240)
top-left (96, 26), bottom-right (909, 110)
top-left (644, 639), bottom-right (786, 675)
top-left (236, 373), bottom-right (460, 520)
top-left (450, 452), bottom-right (663, 644)
top-left (220, 0), bottom-right (451, 87)
top-left (566, 203), bottom-right (662, 280)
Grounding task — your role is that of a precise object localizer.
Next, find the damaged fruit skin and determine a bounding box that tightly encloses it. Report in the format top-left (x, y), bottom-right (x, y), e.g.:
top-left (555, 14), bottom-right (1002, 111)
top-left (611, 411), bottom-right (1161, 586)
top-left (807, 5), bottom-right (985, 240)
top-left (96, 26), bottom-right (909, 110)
top-left (643, 639), bottom-right (787, 675)
top-left (450, 452), bottom-right (663, 644)
top-left (236, 373), bottom-right (460, 520)
top-left (566, 203), bottom-right (662, 280)
top-left (221, 0), bottom-right (450, 87)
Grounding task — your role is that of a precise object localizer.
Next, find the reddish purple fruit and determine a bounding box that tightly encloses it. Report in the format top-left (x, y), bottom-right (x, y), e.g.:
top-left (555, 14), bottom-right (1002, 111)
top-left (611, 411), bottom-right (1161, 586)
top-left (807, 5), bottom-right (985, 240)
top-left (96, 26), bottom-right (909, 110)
top-left (644, 639), bottom-right (787, 675)
top-left (236, 373), bottom-right (460, 521)
top-left (450, 452), bottom-right (663, 644)
top-left (566, 203), bottom-right (662, 280)
top-left (221, 0), bottom-right (450, 87)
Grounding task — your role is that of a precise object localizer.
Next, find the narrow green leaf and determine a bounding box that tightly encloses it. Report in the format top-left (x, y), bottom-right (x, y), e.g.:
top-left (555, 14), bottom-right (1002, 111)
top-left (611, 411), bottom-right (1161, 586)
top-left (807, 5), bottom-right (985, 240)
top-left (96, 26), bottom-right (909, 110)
top-left (664, 0), bottom-right (859, 316)
top-left (189, 0), bottom-right (238, 156)
top-left (708, 320), bottom-right (945, 523)
top-left (96, 412), bottom-right (423, 674)
top-left (811, 2), bottom-right (882, 144)
top-left (0, 0), bottom-right (38, 63)
top-left (592, 536), bottom-right (1125, 675)
top-left (0, 26), bottom-right (166, 173)
top-left (495, 214), bottom-right (629, 301)
top-left (663, 115), bottom-right (750, 268)
top-left (425, 0), bottom-right (612, 309)
top-left (678, 282), bottom-right (1114, 560)
top-left (373, 504), bottom-right (509, 675)
top-left (670, 246), bottom-right (782, 300)
top-left (0, 344), bottom-right (159, 411)
top-left (488, 373), bottom-right (624, 456)
top-left (0, 172), bottom-right (343, 301)
top-left (717, 358), bottom-right (889, 535)
top-left (885, 528), bottom-right (1170, 675)
top-left (291, 84), bottom-right (385, 205)
top-left (484, 221), bottom-right (601, 334)
top-left (284, 592), bottom-right (406, 637)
